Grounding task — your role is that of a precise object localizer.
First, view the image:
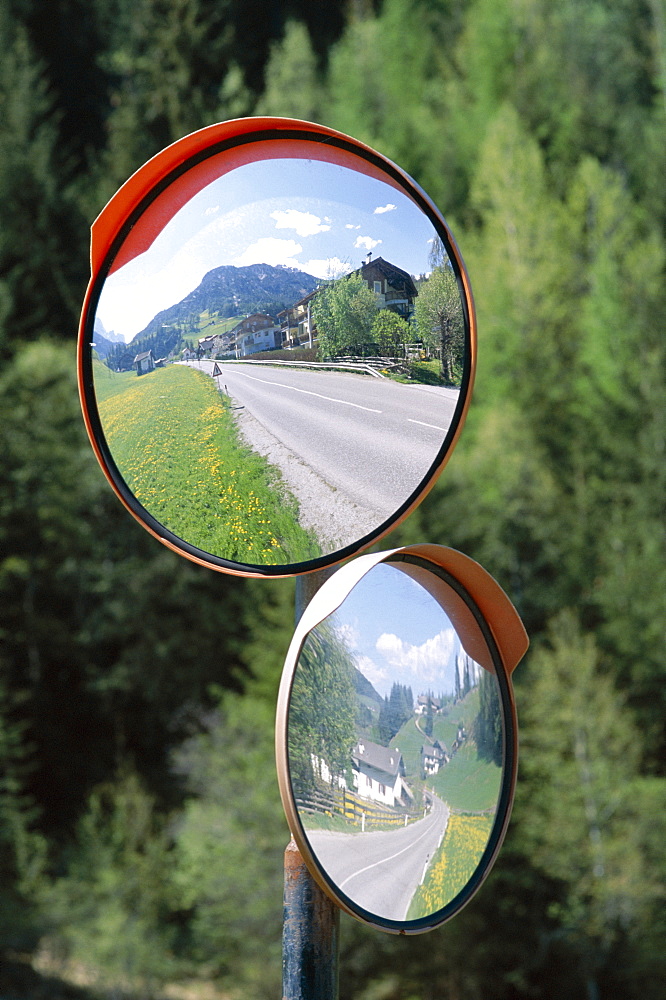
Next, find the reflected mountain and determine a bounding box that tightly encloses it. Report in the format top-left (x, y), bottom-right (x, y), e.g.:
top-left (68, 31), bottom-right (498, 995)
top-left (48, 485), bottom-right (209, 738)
top-left (104, 263), bottom-right (318, 371)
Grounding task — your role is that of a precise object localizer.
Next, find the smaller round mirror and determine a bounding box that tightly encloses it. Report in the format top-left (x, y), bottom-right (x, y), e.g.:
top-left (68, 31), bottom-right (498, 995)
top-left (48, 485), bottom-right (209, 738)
top-left (276, 545), bottom-right (527, 933)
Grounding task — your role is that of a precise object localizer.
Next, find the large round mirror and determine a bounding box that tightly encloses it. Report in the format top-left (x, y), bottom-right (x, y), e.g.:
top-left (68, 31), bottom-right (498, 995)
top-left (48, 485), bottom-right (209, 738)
top-left (79, 120), bottom-right (475, 578)
top-left (276, 545), bottom-right (527, 932)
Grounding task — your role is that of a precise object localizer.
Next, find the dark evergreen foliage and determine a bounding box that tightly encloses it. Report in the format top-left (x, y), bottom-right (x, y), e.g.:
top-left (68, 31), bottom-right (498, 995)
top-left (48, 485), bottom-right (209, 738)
top-left (474, 670), bottom-right (502, 766)
top-left (377, 682), bottom-right (414, 745)
top-left (0, 0), bottom-right (663, 996)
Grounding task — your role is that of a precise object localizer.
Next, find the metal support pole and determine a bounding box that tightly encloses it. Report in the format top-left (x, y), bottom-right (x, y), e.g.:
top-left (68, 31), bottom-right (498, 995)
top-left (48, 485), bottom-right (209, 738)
top-left (283, 838), bottom-right (339, 1000)
top-left (282, 570), bottom-right (340, 1000)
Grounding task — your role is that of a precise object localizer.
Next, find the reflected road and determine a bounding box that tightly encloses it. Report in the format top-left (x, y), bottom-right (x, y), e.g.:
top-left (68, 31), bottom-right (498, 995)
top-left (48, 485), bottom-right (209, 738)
top-left (190, 361), bottom-right (459, 524)
top-left (306, 793), bottom-right (449, 921)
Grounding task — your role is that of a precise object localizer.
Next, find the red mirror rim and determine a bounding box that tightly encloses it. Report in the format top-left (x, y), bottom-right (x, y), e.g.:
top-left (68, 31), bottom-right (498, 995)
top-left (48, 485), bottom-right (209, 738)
top-left (78, 119), bottom-right (477, 579)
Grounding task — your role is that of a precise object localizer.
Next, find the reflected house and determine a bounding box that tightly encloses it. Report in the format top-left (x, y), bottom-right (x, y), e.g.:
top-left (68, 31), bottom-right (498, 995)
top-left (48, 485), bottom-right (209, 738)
top-left (277, 290), bottom-right (318, 349)
top-left (355, 253), bottom-right (418, 321)
top-left (416, 694), bottom-right (442, 715)
top-left (202, 330), bottom-right (236, 358)
top-left (451, 725), bottom-right (467, 753)
top-left (422, 740), bottom-right (449, 777)
top-left (133, 350), bottom-right (155, 375)
top-left (352, 738), bottom-right (410, 808)
top-left (229, 313), bottom-right (281, 357)
top-left (208, 332), bottom-right (233, 357)
top-left (197, 334), bottom-right (216, 357)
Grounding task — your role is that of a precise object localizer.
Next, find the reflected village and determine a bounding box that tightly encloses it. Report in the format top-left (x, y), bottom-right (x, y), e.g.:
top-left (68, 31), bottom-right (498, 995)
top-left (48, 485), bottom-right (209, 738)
top-left (96, 246), bottom-right (463, 386)
top-left (288, 614), bottom-right (504, 922)
top-left (93, 249), bottom-right (464, 567)
top-left (127, 253), bottom-right (424, 372)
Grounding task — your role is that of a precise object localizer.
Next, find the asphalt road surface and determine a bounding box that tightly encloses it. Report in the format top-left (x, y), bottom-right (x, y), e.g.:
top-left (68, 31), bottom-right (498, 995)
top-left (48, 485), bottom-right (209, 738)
top-left (306, 794), bottom-right (450, 921)
top-left (192, 361), bottom-right (460, 527)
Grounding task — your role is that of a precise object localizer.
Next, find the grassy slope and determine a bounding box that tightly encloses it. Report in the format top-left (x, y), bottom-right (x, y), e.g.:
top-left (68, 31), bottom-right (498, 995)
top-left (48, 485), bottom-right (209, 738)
top-left (430, 691), bottom-right (501, 813)
top-left (391, 689), bottom-right (502, 813)
top-left (431, 743), bottom-right (501, 813)
top-left (180, 312), bottom-right (244, 349)
top-left (391, 716), bottom-right (426, 784)
top-left (93, 362), bottom-right (136, 402)
top-left (406, 813), bottom-right (495, 920)
top-left (95, 361), bottom-right (320, 565)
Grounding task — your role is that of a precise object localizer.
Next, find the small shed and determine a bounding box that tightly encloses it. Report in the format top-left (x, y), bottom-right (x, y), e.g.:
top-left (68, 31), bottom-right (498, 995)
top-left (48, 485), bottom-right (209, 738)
top-left (422, 740), bottom-right (449, 777)
top-left (133, 350), bottom-right (155, 375)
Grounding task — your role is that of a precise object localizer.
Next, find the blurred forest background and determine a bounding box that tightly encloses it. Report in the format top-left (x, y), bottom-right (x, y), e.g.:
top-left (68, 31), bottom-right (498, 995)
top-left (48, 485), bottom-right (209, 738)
top-left (0, 0), bottom-right (664, 997)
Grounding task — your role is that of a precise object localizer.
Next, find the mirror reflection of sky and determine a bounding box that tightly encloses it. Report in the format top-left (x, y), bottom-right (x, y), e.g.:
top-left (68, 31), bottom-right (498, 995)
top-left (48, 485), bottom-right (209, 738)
top-left (329, 564), bottom-right (465, 700)
top-left (97, 158), bottom-right (438, 342)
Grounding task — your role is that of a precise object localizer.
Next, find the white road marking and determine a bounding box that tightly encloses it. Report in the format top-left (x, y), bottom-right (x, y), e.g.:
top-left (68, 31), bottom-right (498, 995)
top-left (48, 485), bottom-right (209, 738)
top-left (408, 418), bottom-right (447, 431)
top-left (231, 369), bottom-right (382, 413)
top-left (338, 818), bottom-right (436, 890)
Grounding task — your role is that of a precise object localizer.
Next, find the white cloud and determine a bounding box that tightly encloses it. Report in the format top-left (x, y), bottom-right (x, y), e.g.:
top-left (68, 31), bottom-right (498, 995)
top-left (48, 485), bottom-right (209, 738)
top-left (345, 224), bottom-right (361, 230)
top-left (375, 629), bottom-right (456, 688)
top-left (204, 204), bottom-right (220, 216)
top-left (333, 621), bottom-right (360, 650)
top-left (301, 257), bottom-right (352, 279)
top-left (374, 203), bottom-right (396, 214)
top-left (233, 237), bottom-right (303, 267)
top-left (354, 235), bottom-right (382, 251)
top-left (270, 209), bottom-right (331, 237)
top-left (356, 654), bottom-right (388, 691)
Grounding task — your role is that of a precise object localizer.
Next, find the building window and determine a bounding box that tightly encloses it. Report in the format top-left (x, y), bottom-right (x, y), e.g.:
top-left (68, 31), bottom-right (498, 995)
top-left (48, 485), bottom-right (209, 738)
top-left (374, 280), bottom-right (382, 294)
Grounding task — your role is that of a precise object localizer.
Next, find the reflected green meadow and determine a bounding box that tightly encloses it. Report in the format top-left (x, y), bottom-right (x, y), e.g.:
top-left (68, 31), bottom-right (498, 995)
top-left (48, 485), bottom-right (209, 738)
top-left (287, 562), bottom-right (505, 922)
top-left (96, 361), bottom-right (319, 565)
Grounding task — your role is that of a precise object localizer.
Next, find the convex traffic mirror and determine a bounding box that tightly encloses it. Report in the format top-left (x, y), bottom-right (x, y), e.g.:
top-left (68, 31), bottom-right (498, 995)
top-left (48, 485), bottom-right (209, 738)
top-left (78, 118), bottom-right (476, 578)
top-left (276, 545), bottom-right (528, 933)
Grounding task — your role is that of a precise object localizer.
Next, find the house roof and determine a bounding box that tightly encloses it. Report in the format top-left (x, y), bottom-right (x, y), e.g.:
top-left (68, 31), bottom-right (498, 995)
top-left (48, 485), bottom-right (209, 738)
top-left (357, 256), bottom-right (418, 298)
top-left (230, 312), bottom-right (276, 332)
top-left (352, 738), bottom-right (403, 779)
top-left (133, 351), bottom-right (153, 363)
top-left (244, 312), bottom-right (275, 324)
top-left (277, 289), bottom-right (319, 318)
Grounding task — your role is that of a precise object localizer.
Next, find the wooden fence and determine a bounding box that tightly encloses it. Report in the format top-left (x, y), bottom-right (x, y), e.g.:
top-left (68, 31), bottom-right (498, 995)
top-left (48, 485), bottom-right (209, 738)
top-left (296, 785), bottom-right (423, 830)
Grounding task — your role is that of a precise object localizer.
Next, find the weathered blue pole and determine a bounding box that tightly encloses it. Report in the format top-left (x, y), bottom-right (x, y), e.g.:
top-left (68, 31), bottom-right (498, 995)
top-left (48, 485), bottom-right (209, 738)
top-left (282, 837), bottom-right (339, 999)
top-left (282, 572), bottom-right (339, 1000)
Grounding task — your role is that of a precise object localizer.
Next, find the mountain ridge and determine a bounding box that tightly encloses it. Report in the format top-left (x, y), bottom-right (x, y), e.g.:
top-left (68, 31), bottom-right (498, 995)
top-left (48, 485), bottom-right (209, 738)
top-left (130, 261), bottom-right (319, 345)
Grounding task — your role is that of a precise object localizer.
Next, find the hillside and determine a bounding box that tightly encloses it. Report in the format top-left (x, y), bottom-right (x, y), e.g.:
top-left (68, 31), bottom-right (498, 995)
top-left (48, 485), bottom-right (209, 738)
top-left (135, 262), bottom-right (318, 342)
top-left (103, 262), bottom-right (319, 371)
top-left (353, 667), bottom-right (383, 738)
top-left (353, 668), bottom-right (383, 705)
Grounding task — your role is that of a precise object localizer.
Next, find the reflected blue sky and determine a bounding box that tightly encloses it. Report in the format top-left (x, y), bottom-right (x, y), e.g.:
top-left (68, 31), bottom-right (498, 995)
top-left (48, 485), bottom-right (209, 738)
top-left (328, 563), bottom-right (472, 700)
top-left (97, 157), bottom-right (438, 342)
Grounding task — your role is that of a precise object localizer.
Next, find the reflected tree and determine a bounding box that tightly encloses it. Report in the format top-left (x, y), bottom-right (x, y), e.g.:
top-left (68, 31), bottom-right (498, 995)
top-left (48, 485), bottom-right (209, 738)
top-left (371, 308), bottom-right (414, 356)
top-left (288, 621), bottom-right (356, 797)
top-left (415, 263), bottom-right (464, 384)
top-left (377, 682), bottom-right (413, 746)
top-left (313, 272), bottom-right (378, 358)
top-left (415, 237), bottom-right (464, 384)
top-left (475, 670), bottom-right (502, 766)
